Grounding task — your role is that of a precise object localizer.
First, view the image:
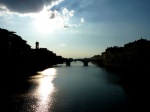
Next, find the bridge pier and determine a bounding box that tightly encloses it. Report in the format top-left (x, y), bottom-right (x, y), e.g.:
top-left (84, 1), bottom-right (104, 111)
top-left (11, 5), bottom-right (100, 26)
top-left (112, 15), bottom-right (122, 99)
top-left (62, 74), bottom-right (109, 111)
top-left (66, 61), bottom-right (71, 66)
top-left (83, 61), bottom-right (90, 66)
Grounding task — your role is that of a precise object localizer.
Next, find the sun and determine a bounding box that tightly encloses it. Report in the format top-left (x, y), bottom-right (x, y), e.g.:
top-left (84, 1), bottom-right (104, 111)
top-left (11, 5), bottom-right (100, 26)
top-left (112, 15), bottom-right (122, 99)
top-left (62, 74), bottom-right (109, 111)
top-left (34, 6), bottom-right (64, 33)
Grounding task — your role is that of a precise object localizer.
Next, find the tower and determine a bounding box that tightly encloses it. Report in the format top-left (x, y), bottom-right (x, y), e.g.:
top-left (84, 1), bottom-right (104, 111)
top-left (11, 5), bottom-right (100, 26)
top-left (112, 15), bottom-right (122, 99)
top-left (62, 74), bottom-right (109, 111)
top-left (36, 41), bottom-right (39, 49)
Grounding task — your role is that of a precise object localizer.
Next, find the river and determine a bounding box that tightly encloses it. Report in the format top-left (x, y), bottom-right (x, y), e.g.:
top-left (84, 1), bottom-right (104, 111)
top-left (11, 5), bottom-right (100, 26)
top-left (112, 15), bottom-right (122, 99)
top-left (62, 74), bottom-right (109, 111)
top-left (1, 62), bottom-right (148, 112)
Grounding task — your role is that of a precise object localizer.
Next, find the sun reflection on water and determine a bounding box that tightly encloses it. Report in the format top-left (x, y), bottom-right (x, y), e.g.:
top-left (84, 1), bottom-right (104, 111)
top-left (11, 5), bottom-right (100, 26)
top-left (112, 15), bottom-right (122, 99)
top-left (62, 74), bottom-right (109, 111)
top-left (34, 68), bottom-right (57, 112)
top-left (40, 68), bottom-right (56, 76)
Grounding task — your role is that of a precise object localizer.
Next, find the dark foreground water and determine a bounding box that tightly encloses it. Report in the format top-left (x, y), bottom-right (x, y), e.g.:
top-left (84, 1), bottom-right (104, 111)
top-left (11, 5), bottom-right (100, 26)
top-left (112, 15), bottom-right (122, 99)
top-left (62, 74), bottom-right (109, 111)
top-left (1, 62), bottom-right (149, 112)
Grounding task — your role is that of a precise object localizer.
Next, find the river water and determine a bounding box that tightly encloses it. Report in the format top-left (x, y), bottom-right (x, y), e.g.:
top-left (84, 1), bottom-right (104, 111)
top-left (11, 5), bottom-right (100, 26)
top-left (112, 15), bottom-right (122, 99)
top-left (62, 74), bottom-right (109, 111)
top-left (1, 62), bottom-right (147, 112)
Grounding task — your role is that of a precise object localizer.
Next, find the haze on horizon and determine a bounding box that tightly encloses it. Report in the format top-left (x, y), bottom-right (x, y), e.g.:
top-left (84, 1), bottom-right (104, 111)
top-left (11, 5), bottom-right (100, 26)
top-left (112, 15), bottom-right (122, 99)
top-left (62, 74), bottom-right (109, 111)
top-left (0, 0), bottom-right (150, 58)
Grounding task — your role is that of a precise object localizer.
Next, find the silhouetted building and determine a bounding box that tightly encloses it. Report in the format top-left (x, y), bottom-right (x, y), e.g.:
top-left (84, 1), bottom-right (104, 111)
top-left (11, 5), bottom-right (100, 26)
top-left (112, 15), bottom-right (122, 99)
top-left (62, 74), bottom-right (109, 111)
top-left (96, 38), bottom-right (150, 69)
top-left (91, 55), bottom-right (101, 60)
top-left (0, 28), bottom-right (31, 55)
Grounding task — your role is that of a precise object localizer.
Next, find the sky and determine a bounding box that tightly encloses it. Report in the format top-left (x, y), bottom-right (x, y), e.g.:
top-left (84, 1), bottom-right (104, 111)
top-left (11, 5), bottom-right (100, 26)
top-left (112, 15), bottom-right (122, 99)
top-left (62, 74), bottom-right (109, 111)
top-left (0, 0), bottom-right (150, 58)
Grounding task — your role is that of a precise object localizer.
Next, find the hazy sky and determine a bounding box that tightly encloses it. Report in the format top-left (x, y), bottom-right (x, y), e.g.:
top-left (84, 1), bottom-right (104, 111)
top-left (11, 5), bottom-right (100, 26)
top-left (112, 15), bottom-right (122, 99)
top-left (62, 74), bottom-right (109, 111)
top-left (0, 0), bottom-right (150, 58)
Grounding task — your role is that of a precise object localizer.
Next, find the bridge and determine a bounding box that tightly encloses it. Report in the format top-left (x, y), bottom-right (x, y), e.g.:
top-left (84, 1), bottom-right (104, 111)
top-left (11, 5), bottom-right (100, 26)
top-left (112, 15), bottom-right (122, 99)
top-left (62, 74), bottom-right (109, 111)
top-left (63, 58), bottom-right (100, 66)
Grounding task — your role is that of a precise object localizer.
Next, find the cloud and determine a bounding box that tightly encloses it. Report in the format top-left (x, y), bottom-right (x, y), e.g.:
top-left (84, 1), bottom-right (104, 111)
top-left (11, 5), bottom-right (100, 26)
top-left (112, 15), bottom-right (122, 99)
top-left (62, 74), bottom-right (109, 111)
top-left (51, 0), bottom-right (95, 11)
top-left (0, 7), bottom-right (5, 11)
top-left (48, 7), bottom-right (85, 28)
top-left (0, 0), bottom-right (63, 13)
top-left (0, 0), bottom-right (85, 30)
top-left (0, 7), bottom-right (6, 16)
top-left (49, 7), bottom-right (74, 19)
top-left (49, 10), bottom-right (57, 19)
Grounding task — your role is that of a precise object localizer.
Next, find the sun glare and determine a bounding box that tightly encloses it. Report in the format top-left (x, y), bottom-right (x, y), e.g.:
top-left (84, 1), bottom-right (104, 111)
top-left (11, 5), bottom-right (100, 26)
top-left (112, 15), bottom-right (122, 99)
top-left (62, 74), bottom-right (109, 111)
top-left (34, 6), bottom-right (64, 33)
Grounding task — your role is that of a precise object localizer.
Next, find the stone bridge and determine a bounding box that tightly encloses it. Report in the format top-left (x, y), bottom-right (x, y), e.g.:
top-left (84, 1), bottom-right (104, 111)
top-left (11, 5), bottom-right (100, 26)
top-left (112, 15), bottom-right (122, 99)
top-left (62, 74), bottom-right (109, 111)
top-left (63, 58), bottom-right (99, 66)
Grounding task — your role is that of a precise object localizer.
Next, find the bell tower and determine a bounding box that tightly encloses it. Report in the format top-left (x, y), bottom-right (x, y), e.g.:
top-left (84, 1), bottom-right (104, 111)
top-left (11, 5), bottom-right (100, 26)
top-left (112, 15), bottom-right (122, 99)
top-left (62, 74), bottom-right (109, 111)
top-left (35, 41), bottom-right (39, 49)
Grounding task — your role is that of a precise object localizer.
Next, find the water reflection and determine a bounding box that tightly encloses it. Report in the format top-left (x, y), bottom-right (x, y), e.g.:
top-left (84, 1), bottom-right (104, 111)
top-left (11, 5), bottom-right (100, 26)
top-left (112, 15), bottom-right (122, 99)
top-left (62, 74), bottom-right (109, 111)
top-left (33, 68), bottom-right (56, 112)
